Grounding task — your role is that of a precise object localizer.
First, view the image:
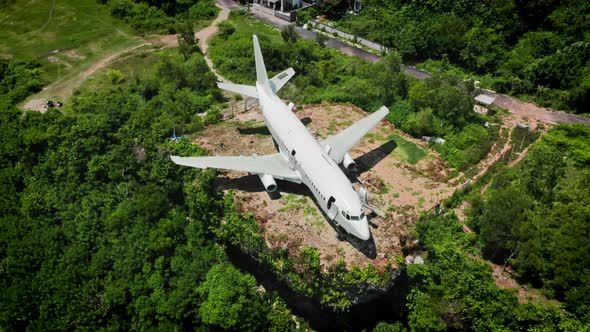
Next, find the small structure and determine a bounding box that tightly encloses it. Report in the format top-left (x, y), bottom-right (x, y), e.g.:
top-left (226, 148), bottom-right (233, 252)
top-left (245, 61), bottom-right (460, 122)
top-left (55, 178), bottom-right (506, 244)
top-left (475, 94), bottom-right (495, 107)
top-left (474, 94), bottom-right (495, 115)
top-left (252, 0), bottom-right (313, 22)
top-left (422, 136), bottom-right (446, 144)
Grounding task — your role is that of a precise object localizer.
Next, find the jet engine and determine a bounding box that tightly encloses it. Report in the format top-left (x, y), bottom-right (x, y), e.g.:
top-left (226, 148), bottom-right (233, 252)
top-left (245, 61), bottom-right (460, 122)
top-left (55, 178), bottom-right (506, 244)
top-left (258, 173), bottom-right (277, 192)
top-left (342, 153), bottom-right (357, 172)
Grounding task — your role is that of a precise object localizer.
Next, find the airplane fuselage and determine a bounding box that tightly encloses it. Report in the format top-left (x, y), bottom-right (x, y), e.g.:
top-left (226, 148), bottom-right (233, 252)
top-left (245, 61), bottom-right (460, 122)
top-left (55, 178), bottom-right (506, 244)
top-left (256, 82), bottom-right (371, 240)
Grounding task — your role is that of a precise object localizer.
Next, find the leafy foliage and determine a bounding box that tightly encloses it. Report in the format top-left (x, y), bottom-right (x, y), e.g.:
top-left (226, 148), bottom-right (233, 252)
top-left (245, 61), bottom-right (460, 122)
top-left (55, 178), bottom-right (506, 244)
top-left (469, 125), bottom-right (590, 318)
top-left (0, 48), bottom-right (296, 330)
top-left (335, 0), bottom-right (590, 112)
top-left (0, 58), bottom-right (43, 104)
top-left (107, 0), bottom-right (218, 33)
top-left (197, 263), bottom-right (268, 330)
top-left (406, 213), bottom-right (588, 331)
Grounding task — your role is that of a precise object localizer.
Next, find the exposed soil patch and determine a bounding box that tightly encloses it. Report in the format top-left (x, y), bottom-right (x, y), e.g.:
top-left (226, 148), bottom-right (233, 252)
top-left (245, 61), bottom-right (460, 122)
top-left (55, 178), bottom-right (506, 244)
top-left (194, 103), bottom-right (456, 269)
top-left (23, 98), bottom-right (48, 112)
top-left (63, 50), bottom-right (85, 60)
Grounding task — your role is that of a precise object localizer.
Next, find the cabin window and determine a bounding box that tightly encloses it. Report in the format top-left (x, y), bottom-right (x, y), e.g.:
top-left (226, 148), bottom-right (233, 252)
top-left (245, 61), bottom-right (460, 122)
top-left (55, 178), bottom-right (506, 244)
top-left (291, 150), bottom-right (296, 156)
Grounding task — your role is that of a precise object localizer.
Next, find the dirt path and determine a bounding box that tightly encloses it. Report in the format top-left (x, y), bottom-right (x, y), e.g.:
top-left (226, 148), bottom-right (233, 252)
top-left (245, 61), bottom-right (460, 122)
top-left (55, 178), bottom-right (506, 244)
top-left (23, 1), bottom-right (232, 112)
top-left (36, 0), bottom-right (55, 32)
top-left (197, 3), bottom-right (231, 82)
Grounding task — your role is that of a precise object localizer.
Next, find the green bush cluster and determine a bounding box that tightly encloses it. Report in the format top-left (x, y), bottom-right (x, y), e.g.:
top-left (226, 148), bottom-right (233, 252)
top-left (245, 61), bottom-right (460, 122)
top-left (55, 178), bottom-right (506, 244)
top-left (336, 0), bottom-right (590, 113)
top-left (405, 213), bottom-right (588, 331)
top-left (0, 48), bottom-right (298, 331)
top-left (469, 125), bottom-right (590, 318)
top-left (0, 58), bottom-right (43, 105)
top-left (106, 0), bottom-right (218, 33)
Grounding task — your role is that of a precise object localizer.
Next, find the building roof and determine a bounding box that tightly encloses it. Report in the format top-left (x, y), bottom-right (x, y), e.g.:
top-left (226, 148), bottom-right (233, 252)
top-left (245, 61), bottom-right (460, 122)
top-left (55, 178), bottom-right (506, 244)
top-left (475, 94), bottom-right (495, 105)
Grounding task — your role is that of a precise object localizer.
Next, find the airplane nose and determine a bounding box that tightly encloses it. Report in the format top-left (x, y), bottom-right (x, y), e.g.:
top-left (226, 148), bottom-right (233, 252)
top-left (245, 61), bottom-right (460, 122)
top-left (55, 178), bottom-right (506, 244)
top-left (356, 218), bottom-right (371, 241)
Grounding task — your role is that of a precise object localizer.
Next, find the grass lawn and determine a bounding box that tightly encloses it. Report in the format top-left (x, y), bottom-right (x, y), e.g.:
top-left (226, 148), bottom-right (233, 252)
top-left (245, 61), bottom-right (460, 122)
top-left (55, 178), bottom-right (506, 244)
top-left (74, 46), bottom-right (171, 96)
top-left (387, 134), bottom-right (427, 165)
top-left (0, 0), bottom-right (143, 85)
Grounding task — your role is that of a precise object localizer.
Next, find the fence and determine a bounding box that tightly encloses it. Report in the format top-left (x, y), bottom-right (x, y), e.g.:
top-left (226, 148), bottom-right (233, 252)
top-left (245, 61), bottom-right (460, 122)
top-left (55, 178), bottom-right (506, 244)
top-left (310, 21), bottom-right (390, 54)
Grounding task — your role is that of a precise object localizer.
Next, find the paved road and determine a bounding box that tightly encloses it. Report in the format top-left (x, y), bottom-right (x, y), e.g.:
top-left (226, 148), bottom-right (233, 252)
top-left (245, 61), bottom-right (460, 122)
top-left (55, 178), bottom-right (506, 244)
top-left (251, 8), bottom-right (381, 63)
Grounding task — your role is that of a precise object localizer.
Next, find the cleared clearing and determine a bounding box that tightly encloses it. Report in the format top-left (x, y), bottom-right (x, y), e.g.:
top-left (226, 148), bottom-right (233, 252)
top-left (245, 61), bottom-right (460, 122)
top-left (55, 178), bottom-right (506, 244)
top-left (193, 102), bottom-right (456, 269)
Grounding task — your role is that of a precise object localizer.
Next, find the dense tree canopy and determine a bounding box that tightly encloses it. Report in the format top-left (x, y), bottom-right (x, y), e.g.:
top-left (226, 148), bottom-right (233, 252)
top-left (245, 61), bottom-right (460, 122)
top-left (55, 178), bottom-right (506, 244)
top-left (330, 0), bottom-right (590, 112)
top-left (0, 51), bottom-right (295, 330)
top-left (106, 0), bottom-right (218, 33)
top-left (469, 125), bottom-right (590, 318)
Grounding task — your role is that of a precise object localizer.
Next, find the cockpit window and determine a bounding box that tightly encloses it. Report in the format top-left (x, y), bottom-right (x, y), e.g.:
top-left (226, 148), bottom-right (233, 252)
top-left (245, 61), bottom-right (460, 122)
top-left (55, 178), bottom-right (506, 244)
top-left (342, 211), bottom-right (366, 221)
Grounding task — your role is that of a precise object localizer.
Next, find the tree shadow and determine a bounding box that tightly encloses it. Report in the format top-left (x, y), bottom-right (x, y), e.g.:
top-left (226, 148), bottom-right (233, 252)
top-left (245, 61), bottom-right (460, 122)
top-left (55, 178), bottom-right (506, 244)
top-left (237, 126), bottom-right (271, 135)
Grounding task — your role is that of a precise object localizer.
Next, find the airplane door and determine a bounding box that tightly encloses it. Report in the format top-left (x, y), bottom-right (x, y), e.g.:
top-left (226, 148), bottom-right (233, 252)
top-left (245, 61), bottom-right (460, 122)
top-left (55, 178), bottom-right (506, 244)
top-left (326, 196), bottom-right (337, 220)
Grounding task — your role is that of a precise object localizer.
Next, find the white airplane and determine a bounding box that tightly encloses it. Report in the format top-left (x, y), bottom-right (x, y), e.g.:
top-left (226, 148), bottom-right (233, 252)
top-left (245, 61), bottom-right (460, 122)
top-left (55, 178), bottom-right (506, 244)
top-left (171, 35), bottom-right (389, 241)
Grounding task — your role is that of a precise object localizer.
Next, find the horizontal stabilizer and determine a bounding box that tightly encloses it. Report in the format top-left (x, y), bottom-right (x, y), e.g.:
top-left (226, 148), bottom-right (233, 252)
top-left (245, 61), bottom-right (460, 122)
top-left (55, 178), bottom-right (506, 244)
top-left (269, 68), bottom-right (295, 93)
top-left (322, 106), bottom-right (390, 163)
top-left (170, 153), bottom-right (300, 181)
top-left (217, 82), bottom-right (258, 99)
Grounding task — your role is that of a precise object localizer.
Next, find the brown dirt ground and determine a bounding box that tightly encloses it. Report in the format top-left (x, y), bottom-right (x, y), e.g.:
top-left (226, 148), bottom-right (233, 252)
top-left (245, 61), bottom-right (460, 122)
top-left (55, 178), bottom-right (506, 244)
top-left (194, 103), bottom-right (456, 270)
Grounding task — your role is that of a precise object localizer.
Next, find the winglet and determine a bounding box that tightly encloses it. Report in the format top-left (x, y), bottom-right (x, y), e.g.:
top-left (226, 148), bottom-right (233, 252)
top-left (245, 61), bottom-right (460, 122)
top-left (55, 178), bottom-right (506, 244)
top-left (253, 35), bottom-right (268, 84)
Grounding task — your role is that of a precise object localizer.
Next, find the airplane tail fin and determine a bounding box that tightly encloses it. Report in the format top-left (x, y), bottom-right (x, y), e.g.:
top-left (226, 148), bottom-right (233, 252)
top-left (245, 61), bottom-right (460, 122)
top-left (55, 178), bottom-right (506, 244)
top-left (253, 35), bottom-right (269, 85)
top-left (217, 35), bottom-right (296, 98)
top-left (253, 35), bottom-right (296, 94)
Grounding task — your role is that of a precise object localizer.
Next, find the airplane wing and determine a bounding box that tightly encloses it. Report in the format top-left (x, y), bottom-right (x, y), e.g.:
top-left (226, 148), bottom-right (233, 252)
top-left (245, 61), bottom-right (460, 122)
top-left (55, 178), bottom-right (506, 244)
top-left (170, 153), bottom-right (300, 181)
top-left (322, 106), bottom-right (389, 163)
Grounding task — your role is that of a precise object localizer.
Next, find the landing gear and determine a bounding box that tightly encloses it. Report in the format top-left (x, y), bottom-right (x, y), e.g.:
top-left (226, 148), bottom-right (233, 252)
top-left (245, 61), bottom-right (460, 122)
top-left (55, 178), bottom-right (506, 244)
top-left (357, 187), bottom-right (385, 217)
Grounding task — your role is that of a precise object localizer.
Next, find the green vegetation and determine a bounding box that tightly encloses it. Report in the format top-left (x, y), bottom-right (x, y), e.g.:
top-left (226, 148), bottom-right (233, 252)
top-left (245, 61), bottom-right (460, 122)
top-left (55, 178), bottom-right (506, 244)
top-left (209, 11), bottom-right (405, 111)
top-left (404, 212), bottom-right (587, 331)
top-left (0, 0), bottom-right (140, 85)
top-left (3, 3), bottom-right (590, 331)
top-left (327, 0), bottom-right (590, 113)
top-left (469, 125), bottom-right (590, 317)
top-left (387, 134), bottom-right (426, 165)
top-left (105, 0), bottom-right (218, 33)
top-left (0, 42), bottom-right (301, 329)
top-left (74, 48), bottom-right (164, 95)
top-left (0, 58), bottom-right (43, 105)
